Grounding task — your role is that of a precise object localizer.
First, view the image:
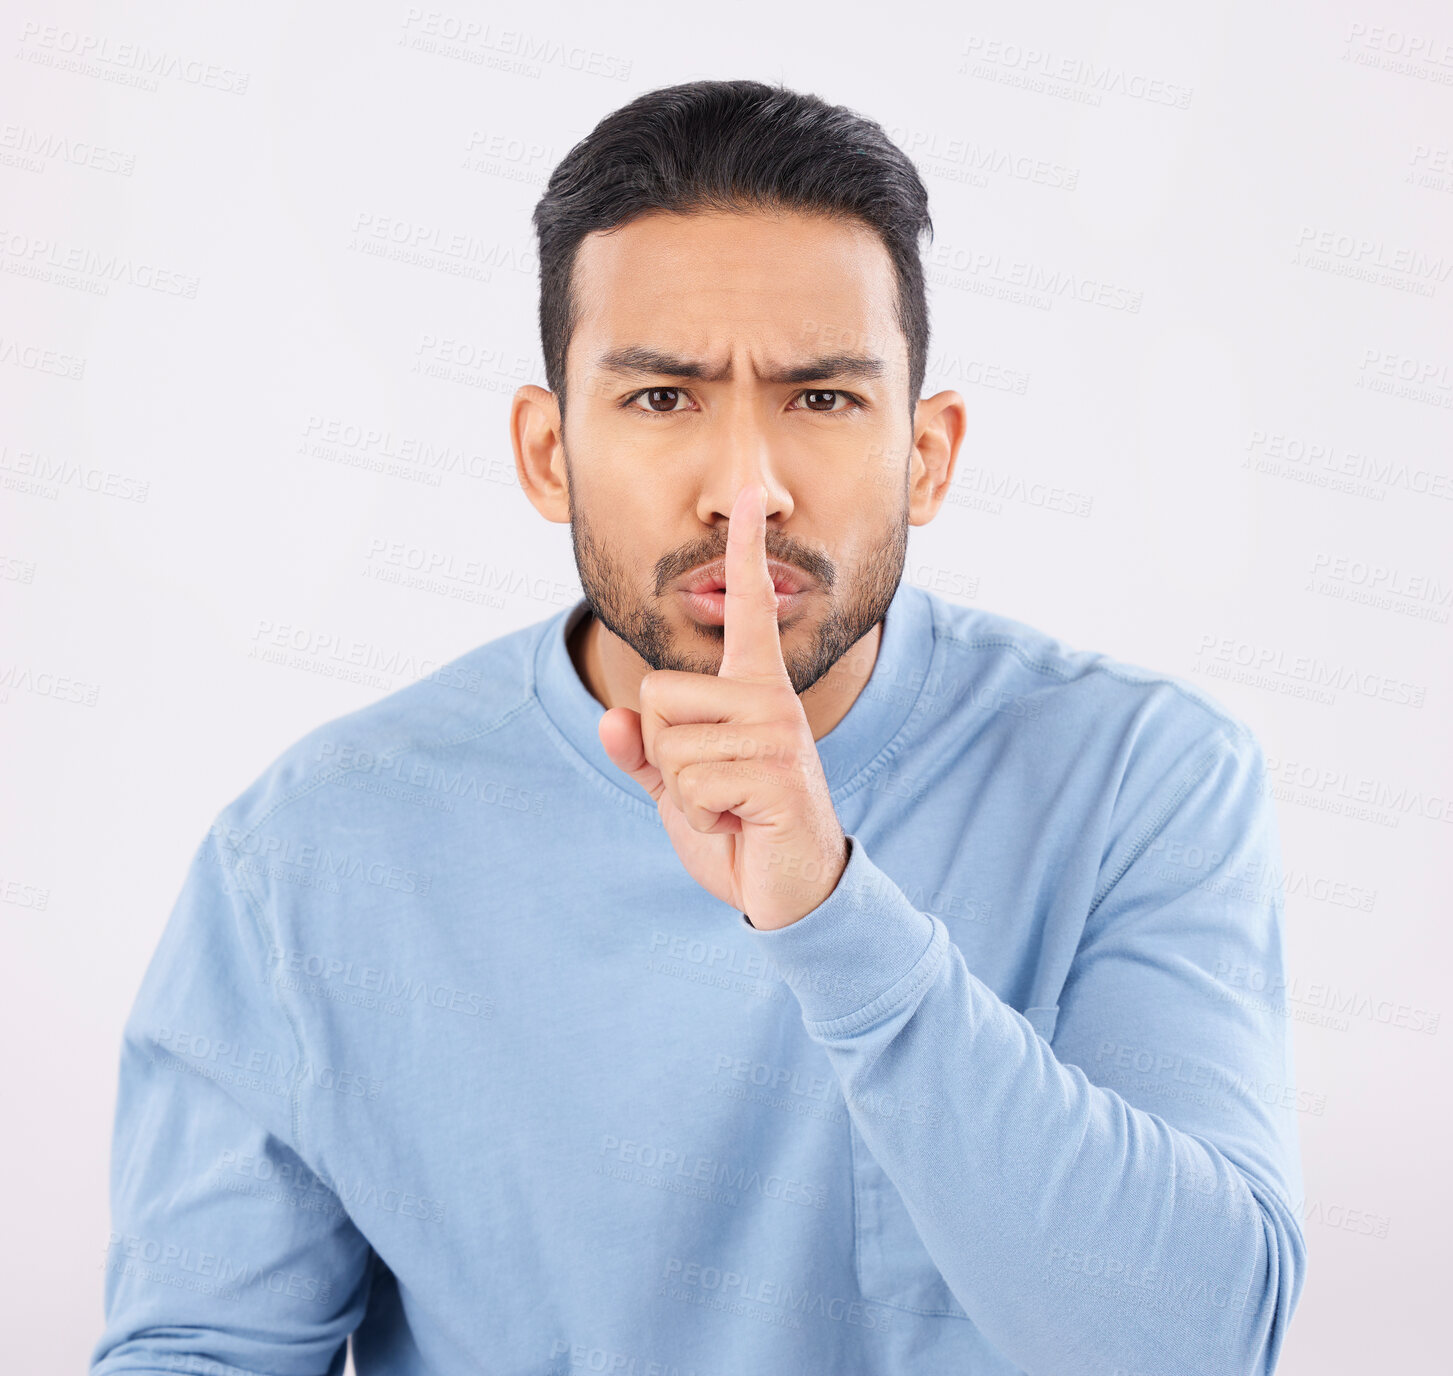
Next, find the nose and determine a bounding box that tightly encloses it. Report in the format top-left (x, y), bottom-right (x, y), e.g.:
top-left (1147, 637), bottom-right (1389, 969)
top-left (693, 401), bottom-right (794, 530)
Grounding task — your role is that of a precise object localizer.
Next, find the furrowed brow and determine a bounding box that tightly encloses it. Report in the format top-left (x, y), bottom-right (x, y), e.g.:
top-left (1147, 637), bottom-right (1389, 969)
top-left (594, 347), bottom-right (885, 386)
top-left (594, 347), bottom-right (728, 382)
top-left (760, 353), bottom-right (885, 386)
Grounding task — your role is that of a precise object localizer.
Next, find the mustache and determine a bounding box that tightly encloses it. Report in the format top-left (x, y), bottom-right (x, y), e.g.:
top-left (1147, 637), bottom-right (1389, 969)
top-left (659, 543), bottom-right (834, 592)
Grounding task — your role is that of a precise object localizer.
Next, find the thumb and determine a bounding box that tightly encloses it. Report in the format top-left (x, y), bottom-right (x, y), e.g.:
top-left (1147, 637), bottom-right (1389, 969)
top-left (598, 707), bottom-right (666, 804)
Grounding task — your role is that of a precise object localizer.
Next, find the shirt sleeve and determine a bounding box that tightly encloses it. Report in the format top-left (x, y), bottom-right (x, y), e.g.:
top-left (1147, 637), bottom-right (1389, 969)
top-left (90, 818), bottom-right (376, 1376)
top-left (739, 726), bottom-right (1307, 1376)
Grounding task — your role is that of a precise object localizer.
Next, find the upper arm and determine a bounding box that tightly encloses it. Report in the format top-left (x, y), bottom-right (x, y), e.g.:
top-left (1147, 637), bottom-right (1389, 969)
top-left (91, 823), bottom-right (375, 1376)
top-left (1055, 722), bottom-right (1306, 1214)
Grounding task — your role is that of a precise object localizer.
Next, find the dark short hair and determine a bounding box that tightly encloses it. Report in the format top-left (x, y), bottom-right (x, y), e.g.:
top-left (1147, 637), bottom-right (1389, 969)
top-left (531, 79), bottom-right (934, 422)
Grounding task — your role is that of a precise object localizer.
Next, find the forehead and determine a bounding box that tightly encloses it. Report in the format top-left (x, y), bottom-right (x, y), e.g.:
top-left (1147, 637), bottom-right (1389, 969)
top-left (569, 208), bottom-right (903, 372)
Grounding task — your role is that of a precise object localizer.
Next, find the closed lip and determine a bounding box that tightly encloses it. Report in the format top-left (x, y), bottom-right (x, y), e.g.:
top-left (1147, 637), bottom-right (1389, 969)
top-left (678, 559), bottom-right (812, 597)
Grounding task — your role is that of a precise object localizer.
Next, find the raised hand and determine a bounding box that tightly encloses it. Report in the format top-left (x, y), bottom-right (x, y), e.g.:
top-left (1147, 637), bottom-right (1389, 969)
top-left (598, 483), bottom-right (849, 929)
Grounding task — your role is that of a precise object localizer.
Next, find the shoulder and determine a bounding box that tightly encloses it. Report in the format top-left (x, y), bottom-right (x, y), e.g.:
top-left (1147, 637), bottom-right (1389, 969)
top-left (212, 610), bottom-right (554, 843)
top-left (916, 586), bottom-right (1267, 785)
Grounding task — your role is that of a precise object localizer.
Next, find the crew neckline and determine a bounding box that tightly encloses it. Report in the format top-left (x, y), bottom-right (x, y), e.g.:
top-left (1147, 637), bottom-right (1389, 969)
top-left (528, 580), bottom-right (937, 817)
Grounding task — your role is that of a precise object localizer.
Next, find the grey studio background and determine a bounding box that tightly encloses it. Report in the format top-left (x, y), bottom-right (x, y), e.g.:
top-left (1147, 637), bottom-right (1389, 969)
top-left (3, 1), bottom-right (1451, 1371)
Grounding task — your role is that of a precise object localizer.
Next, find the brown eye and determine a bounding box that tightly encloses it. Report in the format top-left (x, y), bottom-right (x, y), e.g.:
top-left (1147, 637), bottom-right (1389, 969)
top-left (631, 387), bottom-right (686, 413)
top-left (802, 390), bottom-right (840, 411)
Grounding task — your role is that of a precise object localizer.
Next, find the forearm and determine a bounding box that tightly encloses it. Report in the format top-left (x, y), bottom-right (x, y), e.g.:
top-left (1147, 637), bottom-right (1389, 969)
top-left (745, 836), bottom-right (1305, 1376)
top-left (831, 934), bottom-right (1295, 1372)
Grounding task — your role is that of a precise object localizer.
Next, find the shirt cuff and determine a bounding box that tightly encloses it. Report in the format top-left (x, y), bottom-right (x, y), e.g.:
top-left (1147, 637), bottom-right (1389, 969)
top-left (738, 833), bottom-right (945, 1029)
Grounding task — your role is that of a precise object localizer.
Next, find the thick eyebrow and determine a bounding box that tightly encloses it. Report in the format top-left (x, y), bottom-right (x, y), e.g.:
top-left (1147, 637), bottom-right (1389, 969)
top-left (593, 346), bottom-right (885, 386)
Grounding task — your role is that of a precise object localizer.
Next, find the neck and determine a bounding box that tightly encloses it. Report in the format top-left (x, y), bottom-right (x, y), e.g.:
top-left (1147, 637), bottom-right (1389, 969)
top-left (567, 609), bottom-right (882, 742)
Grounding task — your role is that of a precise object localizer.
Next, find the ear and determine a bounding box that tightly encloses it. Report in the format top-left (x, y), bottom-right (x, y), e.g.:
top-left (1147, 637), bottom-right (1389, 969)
top-left (907, 390), bottom-right (967, 526)
top-left (511, 384), bottom-right (570, 524)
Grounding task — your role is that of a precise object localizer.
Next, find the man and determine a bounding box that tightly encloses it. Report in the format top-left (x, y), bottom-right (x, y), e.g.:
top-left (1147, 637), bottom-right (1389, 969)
top-left (93, 80), bottom-right (1306, 1375)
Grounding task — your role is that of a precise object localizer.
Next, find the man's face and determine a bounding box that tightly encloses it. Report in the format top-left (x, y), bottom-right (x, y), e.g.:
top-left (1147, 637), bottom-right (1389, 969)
top-left (561, 207), bottom-right (913, 696)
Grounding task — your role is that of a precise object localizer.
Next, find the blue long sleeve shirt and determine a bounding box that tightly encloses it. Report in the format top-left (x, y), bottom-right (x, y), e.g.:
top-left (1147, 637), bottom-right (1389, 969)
top-left (92, 580), bottom-right (1307, 1375)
